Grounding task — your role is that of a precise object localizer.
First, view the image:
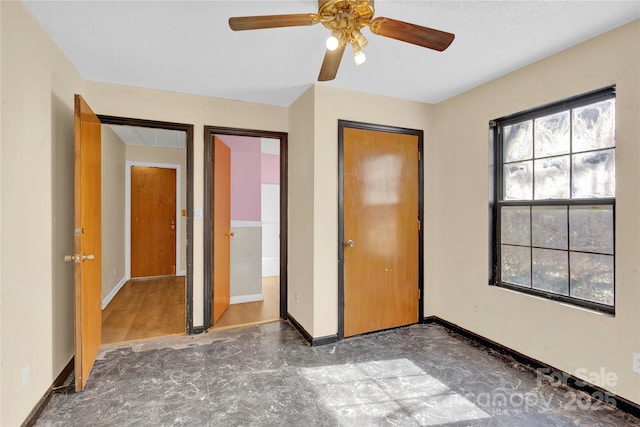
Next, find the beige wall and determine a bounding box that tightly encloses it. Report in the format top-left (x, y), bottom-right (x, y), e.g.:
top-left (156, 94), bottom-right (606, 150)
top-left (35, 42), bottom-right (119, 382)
top-left (84, 81), bottom-right (289, 328)
top-left (287, 85), bottom-right (435, 338)
top-left (101, 127), bottom-right (126, 301)
top-left (310, 85), bottom-right (435, 338)
top-left (126, 144), bottom-right (187, 274)
top-left (431, 20), bottom-right (640, 403)
top-left (0, 2), bottom-right (85, 425)
top-left (287, 86), bottom-right (316, 333)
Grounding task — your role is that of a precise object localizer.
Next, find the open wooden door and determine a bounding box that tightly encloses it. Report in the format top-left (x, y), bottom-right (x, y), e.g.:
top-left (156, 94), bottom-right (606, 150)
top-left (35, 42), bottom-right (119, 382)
top-left (72, 94), bottom-right (102, 391)
top-left (342, 127), bottom-right (419, 337)
top-left (212, 136), bottom-right (231, 324)
top-left (131, 166), bottom-right (177, 277)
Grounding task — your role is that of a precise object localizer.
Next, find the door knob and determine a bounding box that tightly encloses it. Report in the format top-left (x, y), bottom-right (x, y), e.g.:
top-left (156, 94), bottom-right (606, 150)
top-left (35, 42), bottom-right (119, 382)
top-left (64, 254), bottom-right (93, 262)
top-left (344, 240), bottom-right (355, 248)
top-left (226, 232), bottom-right (235, 237)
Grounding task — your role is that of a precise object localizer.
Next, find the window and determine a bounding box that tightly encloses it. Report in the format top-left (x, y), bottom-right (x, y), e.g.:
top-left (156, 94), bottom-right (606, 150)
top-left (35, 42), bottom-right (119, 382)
top-left (491, 87), bottom-right (616, 313)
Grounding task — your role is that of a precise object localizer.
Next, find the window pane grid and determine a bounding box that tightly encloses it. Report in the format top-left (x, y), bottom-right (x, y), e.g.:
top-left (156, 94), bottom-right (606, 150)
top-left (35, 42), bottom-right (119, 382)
top-left (499, 101), bottom-right (615, 205)
top-left (493, 89), bottom-right (615, 312)
top-left (498, 202), bottom-right (615, 306)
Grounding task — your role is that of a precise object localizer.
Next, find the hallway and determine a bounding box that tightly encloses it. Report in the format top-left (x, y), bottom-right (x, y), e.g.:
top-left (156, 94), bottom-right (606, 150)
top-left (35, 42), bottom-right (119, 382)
top-left (101, 276), bottom-right (186, 345)
top-left (101, 276), bottom-right (280, 345)
top-left (37, 322), bottom-right (638, 426)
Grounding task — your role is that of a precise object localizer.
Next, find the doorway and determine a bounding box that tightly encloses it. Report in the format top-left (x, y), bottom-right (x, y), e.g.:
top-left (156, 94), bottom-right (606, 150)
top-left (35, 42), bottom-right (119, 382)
top-left (338, 120), bottom-right (424, 339)
top-left (203, 126), bottom-right (288, 331)
top-left (97, 115), bottom-right (195, 343)
top-left (130, 165), bottom-right (177, 278)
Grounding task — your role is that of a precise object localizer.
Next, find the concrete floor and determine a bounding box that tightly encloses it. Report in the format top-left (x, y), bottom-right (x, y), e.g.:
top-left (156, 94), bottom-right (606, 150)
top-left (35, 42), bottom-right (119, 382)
top-left (36, 322), bottom-right (639, 426)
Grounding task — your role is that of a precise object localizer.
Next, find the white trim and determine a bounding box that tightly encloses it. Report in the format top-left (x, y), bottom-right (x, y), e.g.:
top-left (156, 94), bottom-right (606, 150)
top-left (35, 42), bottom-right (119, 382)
top-left (177, 270), bottom-right (186, 276)
top-left (230, 220), bottom-right (262, 228)
top-left (125, 161), bottom-right (182, 278)
top-left (102, 275), bottom-right (130, 310)
top-left (230, 293), bottom-right (264, 304)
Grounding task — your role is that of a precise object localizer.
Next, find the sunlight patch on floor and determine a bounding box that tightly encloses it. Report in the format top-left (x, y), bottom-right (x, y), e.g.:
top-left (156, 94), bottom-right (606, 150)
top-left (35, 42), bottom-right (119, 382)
top-left (299, 358), bottom-right (490, 426)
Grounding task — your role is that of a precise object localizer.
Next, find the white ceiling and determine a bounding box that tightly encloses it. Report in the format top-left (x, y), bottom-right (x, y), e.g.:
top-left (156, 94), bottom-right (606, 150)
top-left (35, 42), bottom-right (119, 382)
top-left (24, 1), bottom-right (640, 107)
top-left (109, 125), bottom-right (186, 148)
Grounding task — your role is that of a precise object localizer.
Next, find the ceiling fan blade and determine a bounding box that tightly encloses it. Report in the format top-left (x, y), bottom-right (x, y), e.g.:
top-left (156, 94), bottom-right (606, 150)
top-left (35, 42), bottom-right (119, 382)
top-left (369, 17), bottom-right (454, 51)
top-left (318, 44), bottom-right (346, 82)
top-left (229, 14), bottom-right (319, 31)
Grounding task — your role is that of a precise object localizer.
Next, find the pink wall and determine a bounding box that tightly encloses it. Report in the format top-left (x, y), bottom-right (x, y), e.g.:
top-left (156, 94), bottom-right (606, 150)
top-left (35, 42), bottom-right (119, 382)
top-left (218, 135), bottom-right (261, 221)
top-left (261, 154), bottom-right (280, 184)
top-left (217, 135), bottom-right (280, 221)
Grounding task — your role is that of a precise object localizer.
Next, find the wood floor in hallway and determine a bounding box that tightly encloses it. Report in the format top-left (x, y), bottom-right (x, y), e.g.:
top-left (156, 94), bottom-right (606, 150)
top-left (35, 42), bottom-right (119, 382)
top-left (101, 276), bottom-right (186, 345)
top-left (101, 276), bottom-right (280, 345)
top-left (211, 276), bottom-right (280, 330)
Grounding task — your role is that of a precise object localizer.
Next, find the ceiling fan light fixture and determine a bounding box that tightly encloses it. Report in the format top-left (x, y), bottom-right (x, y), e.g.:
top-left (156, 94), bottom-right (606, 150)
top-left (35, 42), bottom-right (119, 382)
top-left (352, 28), bottom-right (368, 49)
top-left (327, 36), bottom-right (340, 50)
top-left (352, 42), bottom-right (366, 66)
top-left (326, 35), bottom-right (340, 51)
top-left (326, 30), bottom-right (342, 50)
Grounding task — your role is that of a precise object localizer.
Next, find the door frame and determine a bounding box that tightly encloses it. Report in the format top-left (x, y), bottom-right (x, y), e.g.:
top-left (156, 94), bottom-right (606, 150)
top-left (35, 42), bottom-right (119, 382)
top-left (97, 115), bottom-right (196, 334)
top-left (126, 162), bottom-right (182, 277)
top-left (203, 126), bottom-right (288, 330)
top-left (337, 120), bottom-right (424, 340)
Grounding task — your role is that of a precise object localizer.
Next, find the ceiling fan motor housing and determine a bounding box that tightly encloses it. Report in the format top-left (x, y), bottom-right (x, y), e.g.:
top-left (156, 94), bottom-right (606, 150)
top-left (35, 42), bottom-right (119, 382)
top-left (318, 0), bottom-right (375, 47)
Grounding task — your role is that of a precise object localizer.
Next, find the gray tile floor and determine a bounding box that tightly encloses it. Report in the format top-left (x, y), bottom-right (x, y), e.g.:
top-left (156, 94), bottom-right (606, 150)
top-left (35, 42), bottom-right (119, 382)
top-left (36, 322), bottom-right (639, 426)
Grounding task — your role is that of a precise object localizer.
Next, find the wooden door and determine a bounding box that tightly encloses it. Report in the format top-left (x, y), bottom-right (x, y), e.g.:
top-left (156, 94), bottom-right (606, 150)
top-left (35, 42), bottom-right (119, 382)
top-left (212, 137), bottom-right (231, 324)
top-left (131, 166), bottom-right (177, 278)
top-left (343, 127), bottom-right (419, 337)
top-left (73, 95), bottom-right (102, 391)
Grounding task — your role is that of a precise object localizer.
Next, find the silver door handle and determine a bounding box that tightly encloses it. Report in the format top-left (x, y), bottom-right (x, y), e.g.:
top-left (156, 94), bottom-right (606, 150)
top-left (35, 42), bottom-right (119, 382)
top-left (344, 240), bottom-right (355, 248)
top-left (82, 254), bottom-right (95, 261)
top-left (64, 254), bottom-right (79, 262)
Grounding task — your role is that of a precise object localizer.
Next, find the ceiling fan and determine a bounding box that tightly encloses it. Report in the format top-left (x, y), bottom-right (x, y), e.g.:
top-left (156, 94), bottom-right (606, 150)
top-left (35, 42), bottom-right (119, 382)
top-left (229, 0), bottom-right (455, 82)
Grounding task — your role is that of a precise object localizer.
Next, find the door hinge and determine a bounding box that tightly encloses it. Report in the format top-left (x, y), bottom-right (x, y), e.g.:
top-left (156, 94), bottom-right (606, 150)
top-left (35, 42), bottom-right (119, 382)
top-left (417, 288), bottom-right (421, 300)
top-left (417, 150), bottom-right (421, 161)
top-left (417, 218), bottom-right (421, 231)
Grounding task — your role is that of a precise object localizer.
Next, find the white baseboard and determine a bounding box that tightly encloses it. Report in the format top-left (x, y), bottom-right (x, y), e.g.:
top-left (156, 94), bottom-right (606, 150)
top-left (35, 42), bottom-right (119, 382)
top-left (230, 293), bottom-right (264, 304)
top-left (102, 275), bottom-right (130, 310)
